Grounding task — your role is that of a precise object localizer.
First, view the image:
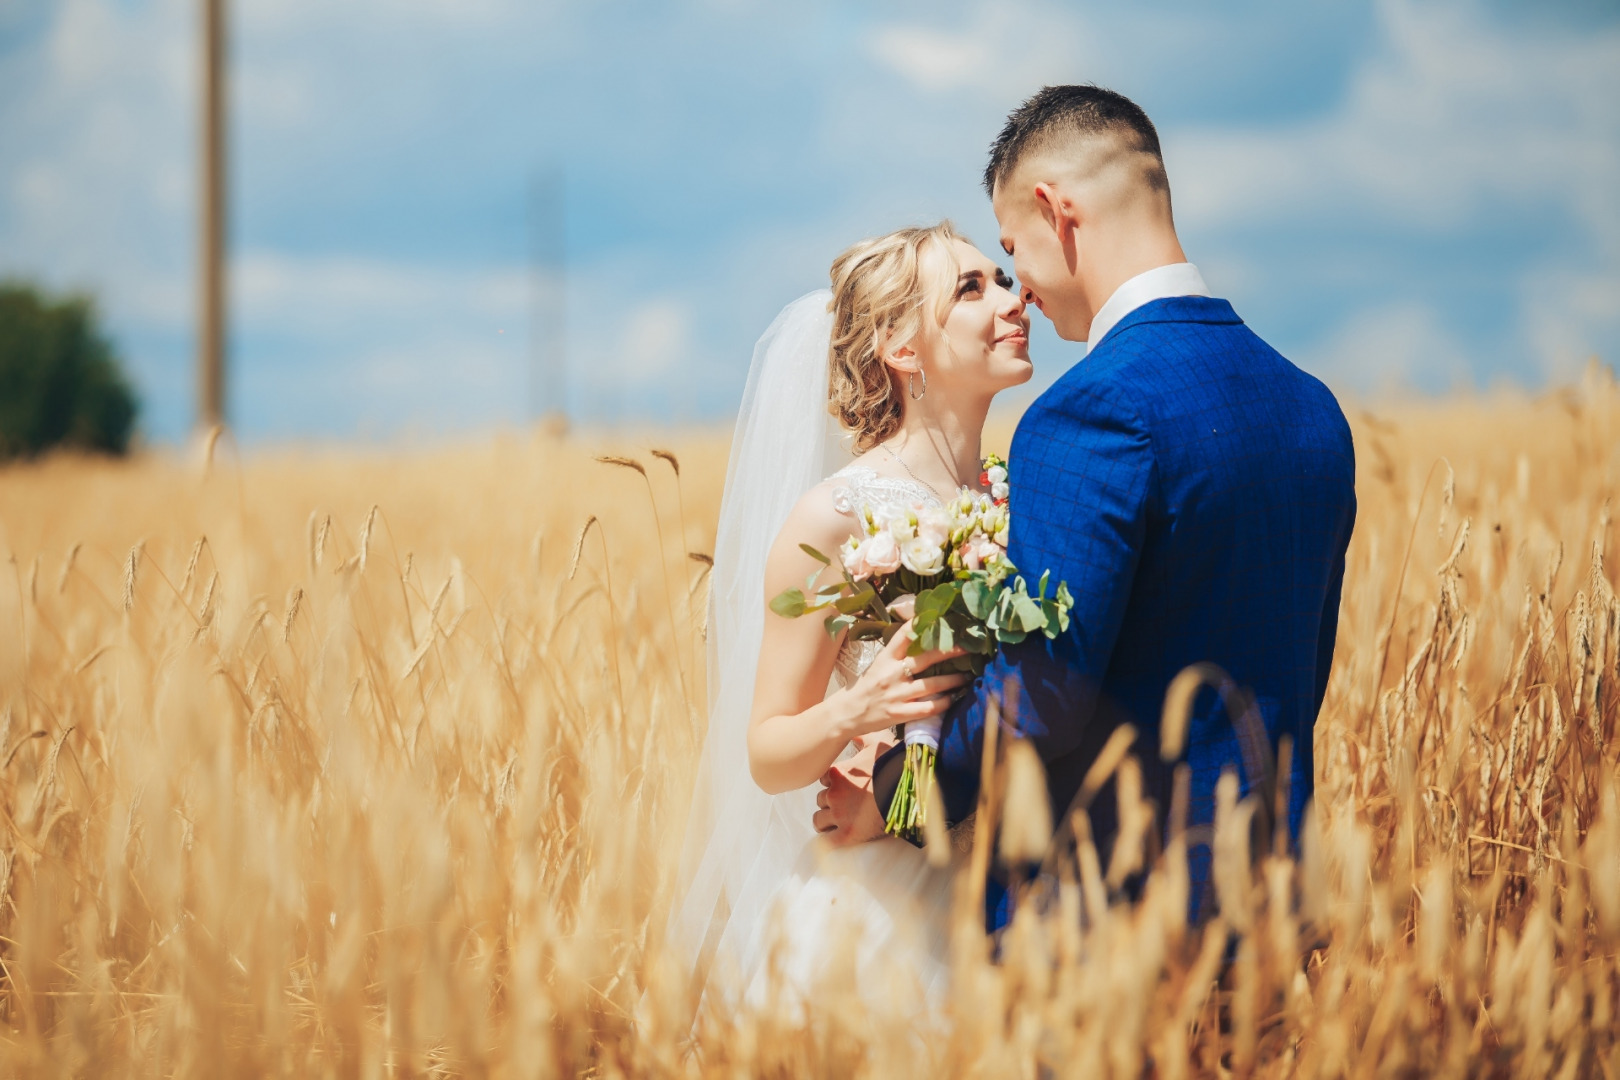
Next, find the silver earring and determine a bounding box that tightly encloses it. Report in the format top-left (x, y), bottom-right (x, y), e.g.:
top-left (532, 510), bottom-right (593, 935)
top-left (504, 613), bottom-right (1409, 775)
top-left (908, 370), bottom-right (927, 400)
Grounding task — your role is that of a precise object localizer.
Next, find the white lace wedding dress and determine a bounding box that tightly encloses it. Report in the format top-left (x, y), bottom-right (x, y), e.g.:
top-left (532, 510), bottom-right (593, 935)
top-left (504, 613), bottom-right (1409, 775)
top-left (739, 464), bottom-right (955, 1009)
top-left (668, 291), bottom-right (954, 1019)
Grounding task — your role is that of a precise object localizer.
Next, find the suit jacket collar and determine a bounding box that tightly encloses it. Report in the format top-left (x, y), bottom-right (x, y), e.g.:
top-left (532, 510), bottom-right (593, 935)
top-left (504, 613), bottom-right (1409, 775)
top-left (1092, 296), bottom-right (1244, 353)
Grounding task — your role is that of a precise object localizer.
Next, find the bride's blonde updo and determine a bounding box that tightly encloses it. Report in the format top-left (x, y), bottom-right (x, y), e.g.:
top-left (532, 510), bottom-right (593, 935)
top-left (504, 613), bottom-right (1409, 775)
top-left (827, 221), bottom-right (962, 453)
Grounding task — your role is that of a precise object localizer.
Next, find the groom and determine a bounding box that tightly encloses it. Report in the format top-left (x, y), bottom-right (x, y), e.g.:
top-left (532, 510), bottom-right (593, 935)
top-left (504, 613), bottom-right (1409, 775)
top-left (818, 85), bottom-right (1356, 930)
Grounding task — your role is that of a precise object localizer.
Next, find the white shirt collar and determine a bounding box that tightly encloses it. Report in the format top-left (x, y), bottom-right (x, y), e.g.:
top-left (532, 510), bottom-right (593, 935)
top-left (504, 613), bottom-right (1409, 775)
top-left (1084, 262), bottom-right (1210, 349)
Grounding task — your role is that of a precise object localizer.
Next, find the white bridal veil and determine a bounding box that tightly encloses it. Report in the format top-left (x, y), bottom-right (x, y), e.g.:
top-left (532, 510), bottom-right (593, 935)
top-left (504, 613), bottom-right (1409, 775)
top-left (668, 289), bottom-right (853, 994)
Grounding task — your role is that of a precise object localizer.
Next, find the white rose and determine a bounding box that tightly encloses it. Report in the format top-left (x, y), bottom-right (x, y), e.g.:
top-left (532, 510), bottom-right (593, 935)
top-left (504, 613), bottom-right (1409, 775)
top-left (888, 512), bottom-right (916, 543)
top-left (863, 530), bottom-right (903, 575)
top-left (915, 506), bottom-right (950, 548)
top-left (991, 481), bottom-right (1010, 501)
top-left (986, 465), bottom-right (1007, 485)
top-left (900, 535), bottom-right (945, 576)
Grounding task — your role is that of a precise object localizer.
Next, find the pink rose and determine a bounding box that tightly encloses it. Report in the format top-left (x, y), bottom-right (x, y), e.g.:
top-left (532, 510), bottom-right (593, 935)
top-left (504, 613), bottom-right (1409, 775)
top-left (841, 537), bottom-right (879, 580)
top-left (886, 593), bottom-right (917, 621)
top-left (961, 535), bottom-right (984, 571)
top-left (961, 533), bottom-right (1002, 571)
top-left (861, 530), bottom-right (902, 576)
top-left (840, 537), bottom-right (870, 580)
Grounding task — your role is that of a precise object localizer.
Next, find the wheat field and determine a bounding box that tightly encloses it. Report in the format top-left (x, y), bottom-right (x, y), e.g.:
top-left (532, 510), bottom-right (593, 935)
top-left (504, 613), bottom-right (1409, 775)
top-left (0, 366), bottom-right (1617, 1077)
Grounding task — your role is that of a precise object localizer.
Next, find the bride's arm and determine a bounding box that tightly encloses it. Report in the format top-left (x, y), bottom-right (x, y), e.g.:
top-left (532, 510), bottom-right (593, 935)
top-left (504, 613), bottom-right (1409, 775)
top-left (747, 487), bottom-right (967, 795)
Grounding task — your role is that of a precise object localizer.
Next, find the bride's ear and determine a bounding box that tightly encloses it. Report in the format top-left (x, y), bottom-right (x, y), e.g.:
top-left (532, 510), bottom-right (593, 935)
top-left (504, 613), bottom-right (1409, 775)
top-left (877, 333), bottom-right (921, 376)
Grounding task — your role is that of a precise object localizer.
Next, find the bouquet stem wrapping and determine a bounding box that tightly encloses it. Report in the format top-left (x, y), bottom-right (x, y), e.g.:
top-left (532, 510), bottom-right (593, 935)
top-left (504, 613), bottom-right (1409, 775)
top-left (884, 721), bottom-right (940, 844)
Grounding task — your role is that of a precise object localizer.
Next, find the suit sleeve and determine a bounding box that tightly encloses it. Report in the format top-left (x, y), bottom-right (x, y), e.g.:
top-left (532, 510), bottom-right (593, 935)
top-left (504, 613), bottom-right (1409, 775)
top-left (928, 378), bottom-right (1156, 823)
top-left (1314, 540), bottom-right (1347, 713)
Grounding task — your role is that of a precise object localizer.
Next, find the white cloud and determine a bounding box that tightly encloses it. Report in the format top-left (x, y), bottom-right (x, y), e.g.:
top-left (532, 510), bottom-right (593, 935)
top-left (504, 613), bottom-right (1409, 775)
top-left (226, 253), bottom-right (702, 430)
top-left (0, 0), bottom-right (190, 315)
top-left (1521, 269), bottom-right (1620, 383)
top-left (234, 252), bottom-right (525, 335)
top-left (1304, 300), bottom-right (1474, 397)
top-left (1170, 0), bottom-right (1620, 248)
top-left (865, 2), bottom-right (1095, 99)
top-left (1162, 0), bottom-right (1619, 389)
top-left (232, 330), bottom-right (524, 442)
top-left (238, 0), bottom-right (527, 35)
top-left (3, 0), bottom-right (1616, 440)
top-left (868, 26), bottom-right (991, 93)
top-left (617, 299), bottom-right (692, 379)
top-left (227, 254), bottom-right (532, 438)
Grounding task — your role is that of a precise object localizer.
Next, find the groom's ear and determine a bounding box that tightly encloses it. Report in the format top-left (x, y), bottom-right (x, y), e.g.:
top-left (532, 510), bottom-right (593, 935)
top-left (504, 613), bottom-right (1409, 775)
top-left (1032, 181), bottom-right (1078, 236)
top-left (1033, 181), bottom-right (1082, 274)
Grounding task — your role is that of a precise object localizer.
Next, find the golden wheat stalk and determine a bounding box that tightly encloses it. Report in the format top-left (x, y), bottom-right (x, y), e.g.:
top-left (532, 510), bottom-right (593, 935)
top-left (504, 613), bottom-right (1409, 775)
top-left (0, 378), bottom-right (1614, 1075)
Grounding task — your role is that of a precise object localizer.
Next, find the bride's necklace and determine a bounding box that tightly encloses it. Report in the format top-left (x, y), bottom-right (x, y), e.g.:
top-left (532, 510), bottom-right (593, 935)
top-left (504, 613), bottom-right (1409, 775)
top-left (879, 441), bottom-right (954, 502)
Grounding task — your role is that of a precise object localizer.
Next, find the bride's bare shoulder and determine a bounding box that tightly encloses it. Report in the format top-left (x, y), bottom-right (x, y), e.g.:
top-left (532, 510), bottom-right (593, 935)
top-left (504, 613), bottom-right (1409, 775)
top-left (768, 474), bottom-right (864, 562)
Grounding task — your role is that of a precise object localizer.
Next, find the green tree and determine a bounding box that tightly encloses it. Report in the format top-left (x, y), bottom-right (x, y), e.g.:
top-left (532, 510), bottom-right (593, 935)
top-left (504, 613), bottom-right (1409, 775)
top-left (0, 282), bottom-right (138, 458)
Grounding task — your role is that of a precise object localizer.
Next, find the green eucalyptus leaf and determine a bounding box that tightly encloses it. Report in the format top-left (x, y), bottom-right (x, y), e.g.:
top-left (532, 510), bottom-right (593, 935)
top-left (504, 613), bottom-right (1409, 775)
top-left (910, 603), bottom-right (938, 632)
top-left (1010, 593), bottom-right (1046, 632)
top-left (799, 543), bottom-right (832, 565)
top-left (986, 593), bottom-right (1009, 632)
top-left (994, 587), bottom-right (1019, 621)
top-left (834, 584), bottom-right (877, 615)
top-left (824, 612), bottom-right (857, 638)
top-left (915, 584), bottom-right (955, 622)
top-left (1040, 598), bottom-right (1062, 638)
top-left (960, 623), bottom-right (994, 653)
top-left (769, 588), bottom-right (808, 618)
top-left (962, 578), bottom-right (996, 619)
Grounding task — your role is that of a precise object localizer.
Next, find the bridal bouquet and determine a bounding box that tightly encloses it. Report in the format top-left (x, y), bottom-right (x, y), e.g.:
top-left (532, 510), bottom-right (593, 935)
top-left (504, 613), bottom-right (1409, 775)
top-left (769, 455), bottom-right (1073, 844)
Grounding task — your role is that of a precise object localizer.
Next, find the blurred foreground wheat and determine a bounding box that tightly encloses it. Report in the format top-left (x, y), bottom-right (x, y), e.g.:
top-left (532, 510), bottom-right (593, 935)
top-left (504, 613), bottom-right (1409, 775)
top-left (1, 368), bottom-right (1618, 1077)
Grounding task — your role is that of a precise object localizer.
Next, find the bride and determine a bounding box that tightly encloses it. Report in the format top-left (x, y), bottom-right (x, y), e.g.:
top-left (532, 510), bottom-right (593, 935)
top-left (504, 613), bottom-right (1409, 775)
top-left (669, 221), bottom-right (1033, 1008)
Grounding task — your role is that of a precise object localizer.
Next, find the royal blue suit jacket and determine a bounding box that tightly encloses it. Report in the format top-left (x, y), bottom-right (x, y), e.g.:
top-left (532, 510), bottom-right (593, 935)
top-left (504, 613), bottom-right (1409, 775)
top-left (911, 296), bottom-right (1356, 927)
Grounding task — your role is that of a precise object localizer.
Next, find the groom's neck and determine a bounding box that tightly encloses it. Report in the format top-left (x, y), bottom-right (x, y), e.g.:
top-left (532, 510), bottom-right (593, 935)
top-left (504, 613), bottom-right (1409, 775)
top-left (1079, 216), bottom-right (1188, 329)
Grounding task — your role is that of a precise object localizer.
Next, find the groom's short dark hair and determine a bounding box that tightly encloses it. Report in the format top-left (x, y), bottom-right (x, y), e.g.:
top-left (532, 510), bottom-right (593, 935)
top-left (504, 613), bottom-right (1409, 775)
top-left (984, 85), bottom-right (1168, 196)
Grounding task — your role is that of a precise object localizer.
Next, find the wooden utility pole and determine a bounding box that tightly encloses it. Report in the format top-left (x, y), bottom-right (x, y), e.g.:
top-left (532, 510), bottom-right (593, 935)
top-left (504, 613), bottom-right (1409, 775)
top-left (197, 0), bottom-right (227, 431)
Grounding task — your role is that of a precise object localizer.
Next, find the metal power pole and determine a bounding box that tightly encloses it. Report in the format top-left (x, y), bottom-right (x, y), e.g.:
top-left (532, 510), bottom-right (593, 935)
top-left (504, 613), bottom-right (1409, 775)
top-left (528, 167), bottom-right (567, 434)
top-left (197, 0), bottom-right (227, 431)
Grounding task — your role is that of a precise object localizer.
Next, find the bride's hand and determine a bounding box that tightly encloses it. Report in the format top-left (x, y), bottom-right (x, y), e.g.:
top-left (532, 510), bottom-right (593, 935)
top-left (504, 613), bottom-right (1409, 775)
top-left (843, 621), bottom-right (969, 739)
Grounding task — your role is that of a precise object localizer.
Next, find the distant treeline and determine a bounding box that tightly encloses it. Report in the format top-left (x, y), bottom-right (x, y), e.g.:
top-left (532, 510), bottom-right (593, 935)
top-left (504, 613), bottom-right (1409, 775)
top-left (0, 282), bottom-right (138, 459)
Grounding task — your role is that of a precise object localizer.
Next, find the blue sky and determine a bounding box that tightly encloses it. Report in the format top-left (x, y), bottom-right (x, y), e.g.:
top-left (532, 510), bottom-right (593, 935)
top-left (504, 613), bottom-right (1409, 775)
top-left (1, 0), bottom-right (1617, 443)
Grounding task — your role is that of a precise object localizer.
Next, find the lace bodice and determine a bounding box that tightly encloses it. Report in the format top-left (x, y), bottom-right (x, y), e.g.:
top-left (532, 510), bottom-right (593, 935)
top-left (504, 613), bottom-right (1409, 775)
top-left (827, 464), bottom-right (942, 689)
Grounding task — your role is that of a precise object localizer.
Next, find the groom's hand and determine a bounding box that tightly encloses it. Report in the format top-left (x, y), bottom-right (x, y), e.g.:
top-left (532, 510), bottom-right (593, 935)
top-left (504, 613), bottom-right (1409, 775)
top-left (814, 735), bottom-right (890, 846)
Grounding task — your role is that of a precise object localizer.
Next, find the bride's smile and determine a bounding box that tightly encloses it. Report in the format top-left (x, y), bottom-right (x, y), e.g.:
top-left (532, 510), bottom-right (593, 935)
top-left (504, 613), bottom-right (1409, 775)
top-left (904, 239), bottom-right (1034, 409)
